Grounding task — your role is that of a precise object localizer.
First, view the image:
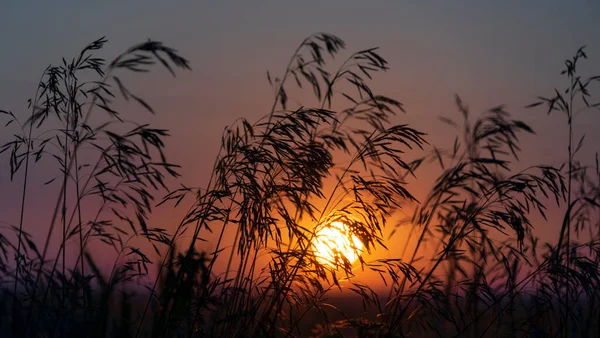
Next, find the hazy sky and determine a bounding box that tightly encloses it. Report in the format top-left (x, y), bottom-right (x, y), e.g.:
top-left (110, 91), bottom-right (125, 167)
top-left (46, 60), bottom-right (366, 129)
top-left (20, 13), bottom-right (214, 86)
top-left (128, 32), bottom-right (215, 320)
top-left (1, 1), bottom-right (600, 285)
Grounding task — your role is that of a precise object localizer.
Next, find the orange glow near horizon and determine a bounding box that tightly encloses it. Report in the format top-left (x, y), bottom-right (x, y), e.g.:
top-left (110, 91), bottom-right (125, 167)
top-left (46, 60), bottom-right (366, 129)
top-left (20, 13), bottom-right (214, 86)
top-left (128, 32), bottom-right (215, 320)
top-left (311, 221), bottom-right (364, 267)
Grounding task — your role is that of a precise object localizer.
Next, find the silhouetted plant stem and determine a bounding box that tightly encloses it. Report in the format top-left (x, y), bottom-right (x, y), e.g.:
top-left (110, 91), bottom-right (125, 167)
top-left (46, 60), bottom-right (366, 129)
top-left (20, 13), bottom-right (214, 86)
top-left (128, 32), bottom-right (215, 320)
top-left (560, 74), bottom-right (575, 337)
top-left (61, 88), bottom-right (70, 307)
top-left (73, 142), bottom-right (87, 321)
top-left (11, 68), bottom-right (46, 337)
top-left (547, 69), bottom-right (575, 338)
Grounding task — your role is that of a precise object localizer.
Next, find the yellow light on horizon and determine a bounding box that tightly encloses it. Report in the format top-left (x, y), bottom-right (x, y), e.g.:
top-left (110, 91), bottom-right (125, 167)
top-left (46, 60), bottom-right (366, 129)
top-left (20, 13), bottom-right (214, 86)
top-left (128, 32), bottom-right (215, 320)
top-left (311, 221), bottom-right (364, 267)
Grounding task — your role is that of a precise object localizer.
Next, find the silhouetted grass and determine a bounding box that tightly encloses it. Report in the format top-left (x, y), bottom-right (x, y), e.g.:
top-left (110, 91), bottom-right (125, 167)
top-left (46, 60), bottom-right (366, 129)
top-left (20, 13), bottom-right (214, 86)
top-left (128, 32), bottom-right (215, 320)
top-left (1, 33), bottom-right (599, 338)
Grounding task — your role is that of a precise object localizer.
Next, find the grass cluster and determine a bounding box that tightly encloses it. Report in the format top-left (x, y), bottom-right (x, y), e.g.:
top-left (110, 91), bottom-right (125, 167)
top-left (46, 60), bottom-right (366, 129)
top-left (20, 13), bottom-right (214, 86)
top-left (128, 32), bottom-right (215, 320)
top-left (1, 33), bottom-right (599, 337)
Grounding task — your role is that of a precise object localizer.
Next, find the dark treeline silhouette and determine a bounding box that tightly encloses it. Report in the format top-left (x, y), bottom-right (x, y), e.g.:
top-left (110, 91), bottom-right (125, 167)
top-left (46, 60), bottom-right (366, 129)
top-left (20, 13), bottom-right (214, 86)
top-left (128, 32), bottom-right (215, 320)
top-left (1, 33), bottom-right (599, 337)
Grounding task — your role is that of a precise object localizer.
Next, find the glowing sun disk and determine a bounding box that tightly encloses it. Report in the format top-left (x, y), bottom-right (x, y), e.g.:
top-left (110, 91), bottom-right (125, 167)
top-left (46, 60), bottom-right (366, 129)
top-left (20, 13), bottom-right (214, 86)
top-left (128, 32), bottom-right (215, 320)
top-left (312, 221), bottom-right (364, 267)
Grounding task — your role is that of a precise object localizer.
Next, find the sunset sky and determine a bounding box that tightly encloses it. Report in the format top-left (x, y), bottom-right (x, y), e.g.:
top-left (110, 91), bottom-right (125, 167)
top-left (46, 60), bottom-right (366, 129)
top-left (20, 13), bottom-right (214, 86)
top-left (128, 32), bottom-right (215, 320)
top-left (1, 1), bottom-right (600, 289)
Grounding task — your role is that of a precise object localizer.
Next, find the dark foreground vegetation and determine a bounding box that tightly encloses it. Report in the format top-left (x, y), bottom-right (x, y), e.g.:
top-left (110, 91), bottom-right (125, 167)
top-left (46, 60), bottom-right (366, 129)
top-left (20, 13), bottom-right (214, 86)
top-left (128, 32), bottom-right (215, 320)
top-left (1, 33), bottom-right (599, 337)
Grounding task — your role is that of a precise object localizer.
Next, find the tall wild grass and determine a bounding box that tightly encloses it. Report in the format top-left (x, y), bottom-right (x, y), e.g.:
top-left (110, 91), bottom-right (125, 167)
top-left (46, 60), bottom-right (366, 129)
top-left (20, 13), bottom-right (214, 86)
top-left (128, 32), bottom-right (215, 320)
top-left (1, 33), bottom-right (599, 337)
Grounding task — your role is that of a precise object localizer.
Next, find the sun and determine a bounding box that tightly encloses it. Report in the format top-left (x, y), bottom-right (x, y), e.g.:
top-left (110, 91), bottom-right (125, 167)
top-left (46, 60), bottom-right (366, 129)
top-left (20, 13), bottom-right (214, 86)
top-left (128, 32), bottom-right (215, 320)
top-left (311, 221), bottom-right (364, 267)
